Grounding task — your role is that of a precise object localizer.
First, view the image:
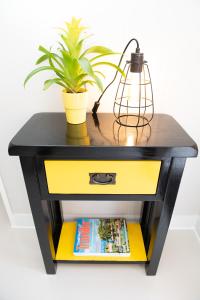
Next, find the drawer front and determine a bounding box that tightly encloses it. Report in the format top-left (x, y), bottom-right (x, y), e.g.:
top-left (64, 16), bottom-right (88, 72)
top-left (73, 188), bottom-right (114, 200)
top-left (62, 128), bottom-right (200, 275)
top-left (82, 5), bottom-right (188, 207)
top-left (44, 160), bottom-right (161, 195)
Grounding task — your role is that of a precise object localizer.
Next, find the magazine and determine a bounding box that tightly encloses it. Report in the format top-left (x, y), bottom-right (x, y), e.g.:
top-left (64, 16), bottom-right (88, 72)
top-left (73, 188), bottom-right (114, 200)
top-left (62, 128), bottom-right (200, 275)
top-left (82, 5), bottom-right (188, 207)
top-left (73, 218), bottom-right (130, 256)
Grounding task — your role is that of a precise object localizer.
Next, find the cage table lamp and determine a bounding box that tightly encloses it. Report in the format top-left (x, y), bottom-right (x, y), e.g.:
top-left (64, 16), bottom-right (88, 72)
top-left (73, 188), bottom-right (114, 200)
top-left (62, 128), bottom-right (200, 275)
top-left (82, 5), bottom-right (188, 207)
top-left (92, 38), bottom-right (154, 127)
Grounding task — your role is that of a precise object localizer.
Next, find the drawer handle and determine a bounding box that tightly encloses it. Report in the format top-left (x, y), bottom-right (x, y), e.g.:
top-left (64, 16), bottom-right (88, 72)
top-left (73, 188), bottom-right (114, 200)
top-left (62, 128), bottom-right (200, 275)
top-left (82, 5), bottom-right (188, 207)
top-left (89, 173), bottom-right (116, 185)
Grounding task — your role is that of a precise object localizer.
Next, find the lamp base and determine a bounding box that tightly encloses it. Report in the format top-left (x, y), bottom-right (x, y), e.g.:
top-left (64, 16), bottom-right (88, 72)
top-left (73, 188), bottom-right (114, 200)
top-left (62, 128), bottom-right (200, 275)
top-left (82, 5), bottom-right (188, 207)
top-left (115, 114), bottom-right (153, 128)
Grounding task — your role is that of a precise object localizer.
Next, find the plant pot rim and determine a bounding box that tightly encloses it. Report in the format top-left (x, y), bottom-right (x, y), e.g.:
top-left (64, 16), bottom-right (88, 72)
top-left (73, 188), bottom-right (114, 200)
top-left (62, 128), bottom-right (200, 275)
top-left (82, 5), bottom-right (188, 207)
top-left (62, 89), bottom-right (88, 94)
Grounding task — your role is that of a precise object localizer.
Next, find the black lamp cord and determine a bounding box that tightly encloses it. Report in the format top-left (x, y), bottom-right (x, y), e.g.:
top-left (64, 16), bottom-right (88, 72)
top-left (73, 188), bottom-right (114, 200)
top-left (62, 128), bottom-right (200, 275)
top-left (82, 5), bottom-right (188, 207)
top-left (92, 38), bottom-right (140, 115)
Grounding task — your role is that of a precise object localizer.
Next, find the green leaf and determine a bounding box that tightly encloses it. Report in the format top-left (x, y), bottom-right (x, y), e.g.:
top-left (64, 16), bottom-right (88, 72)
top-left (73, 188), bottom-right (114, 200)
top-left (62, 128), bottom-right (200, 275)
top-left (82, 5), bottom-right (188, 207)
top-left (43, 79), bottom-right (57, 90)
top-left (43, 78), bottom-right (66, 90)
top-left (82, 80), bottom-right (96, 85)
top-left (77, 80), bottom-right (96, 89)
top-left (74, 73), bottom-right (88, 86)
top-left (75, 35), bottom-right (93, 58)
top-left (36, 54), bottom-right (48, 65)
top-left (78, 57), bottom-right (104, 91)
top-left (38, 46), bottom-right (64, 71)
top-left (58, 42), bottom-right (68, 52)
top-left (81, 46), bottom-right (114, 58)
top-left (24, 66), bottom-right (53, 87)
top-left (89, 53), bottom-right (118, 63)
top-left (87, 46), bottom-right (114, 53)
top-left (78, 57), bottom-right (94, 77)
top-left (92, 61), bottom-right (125, 77)
top-left (60, 51), bottom-right (80, 83)
top-left (94, 70), bottom-right (105, 78)
top-left (74, 73), bottom-right (87, 81)
top-left (47, 54), bottom-right (65, 80)
top-left (94, 75), bottom-right (103, 91)
top-left (61, 34), bottom-right (72, 54)
top-left (63, 80), bottom-right (75, 92)
top-left (76, 39), bottom-right (84, 57)
top-left (38, 45), bottom-right (49, 54)
top-left (49, 53), bottom-right (64, 71)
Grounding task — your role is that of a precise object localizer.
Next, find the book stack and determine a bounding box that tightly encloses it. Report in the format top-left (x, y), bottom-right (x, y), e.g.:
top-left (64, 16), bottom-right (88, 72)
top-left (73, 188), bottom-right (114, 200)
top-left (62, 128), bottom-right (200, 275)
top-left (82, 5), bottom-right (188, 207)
top-left (73, 218), bottom-right (130, 257)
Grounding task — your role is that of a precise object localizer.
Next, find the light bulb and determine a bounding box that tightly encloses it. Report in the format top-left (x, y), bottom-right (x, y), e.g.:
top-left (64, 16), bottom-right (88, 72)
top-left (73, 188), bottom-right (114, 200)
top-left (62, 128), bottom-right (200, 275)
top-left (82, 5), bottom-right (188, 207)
top-left (127, 72), bottom-right (140, 104)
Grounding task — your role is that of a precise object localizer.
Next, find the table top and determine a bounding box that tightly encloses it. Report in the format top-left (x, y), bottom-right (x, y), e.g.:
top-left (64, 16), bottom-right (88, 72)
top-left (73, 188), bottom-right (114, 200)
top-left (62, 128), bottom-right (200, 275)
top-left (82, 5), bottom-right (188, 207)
top-left (8, 113), bottom-right (198, 159)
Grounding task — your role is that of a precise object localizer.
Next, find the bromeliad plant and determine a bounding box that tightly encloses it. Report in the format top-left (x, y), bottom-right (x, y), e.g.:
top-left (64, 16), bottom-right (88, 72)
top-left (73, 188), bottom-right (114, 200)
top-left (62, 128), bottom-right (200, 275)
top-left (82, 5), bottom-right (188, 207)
top-left (24, 17), bottom-right (124, 93)
top-left (24, 17), bottom-right (125, 124)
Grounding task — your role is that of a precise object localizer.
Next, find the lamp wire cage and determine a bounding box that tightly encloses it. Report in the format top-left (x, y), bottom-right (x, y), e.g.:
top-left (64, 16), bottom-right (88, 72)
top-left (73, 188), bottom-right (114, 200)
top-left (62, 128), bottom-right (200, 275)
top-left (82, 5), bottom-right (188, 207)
top-left (113, 59), bottom-right (154, 127)
top-left (92, 38), bottom-right (154, 128)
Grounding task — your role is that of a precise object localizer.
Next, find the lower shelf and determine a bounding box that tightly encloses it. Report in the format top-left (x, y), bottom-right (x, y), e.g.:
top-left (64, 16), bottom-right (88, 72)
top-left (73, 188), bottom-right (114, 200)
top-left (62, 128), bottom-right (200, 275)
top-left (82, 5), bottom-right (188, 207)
top-left (56, 222), bottom-right (147, 262)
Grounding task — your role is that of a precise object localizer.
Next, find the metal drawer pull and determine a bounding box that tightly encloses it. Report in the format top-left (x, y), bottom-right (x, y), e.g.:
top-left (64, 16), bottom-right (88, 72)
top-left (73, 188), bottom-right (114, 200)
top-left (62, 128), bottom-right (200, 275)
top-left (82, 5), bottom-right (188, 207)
top-left (89, 173), bottom-right (116, 185)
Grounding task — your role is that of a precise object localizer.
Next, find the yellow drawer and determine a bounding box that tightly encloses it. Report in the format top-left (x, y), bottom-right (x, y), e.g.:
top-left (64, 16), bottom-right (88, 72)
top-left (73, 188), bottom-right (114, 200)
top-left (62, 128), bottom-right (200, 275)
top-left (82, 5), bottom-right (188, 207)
top-left (44, 160), bottom-right (161, 195)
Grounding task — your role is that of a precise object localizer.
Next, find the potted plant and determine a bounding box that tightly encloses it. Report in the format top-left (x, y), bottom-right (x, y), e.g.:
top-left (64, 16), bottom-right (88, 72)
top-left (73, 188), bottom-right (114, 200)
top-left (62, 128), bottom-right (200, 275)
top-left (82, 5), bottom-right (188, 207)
top-left (24, 17), bottom-right (124, 124)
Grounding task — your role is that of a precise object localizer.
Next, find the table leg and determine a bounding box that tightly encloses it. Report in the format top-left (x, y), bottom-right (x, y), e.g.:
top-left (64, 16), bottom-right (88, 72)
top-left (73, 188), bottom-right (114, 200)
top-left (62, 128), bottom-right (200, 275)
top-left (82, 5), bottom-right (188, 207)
top-left (141, 201), bottom-right (154, 252)
top-left (145, 157), bottom-right (186, 275)
top-left (20, 156), bottom-right (60, 274)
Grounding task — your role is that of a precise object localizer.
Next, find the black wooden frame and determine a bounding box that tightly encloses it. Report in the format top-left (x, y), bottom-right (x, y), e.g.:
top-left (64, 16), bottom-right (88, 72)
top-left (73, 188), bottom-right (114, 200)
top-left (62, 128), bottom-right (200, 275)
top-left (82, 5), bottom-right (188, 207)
top-left (10, 112), bottom-right (197, 276)
top-left (19, 154), bottom-right (186, 276)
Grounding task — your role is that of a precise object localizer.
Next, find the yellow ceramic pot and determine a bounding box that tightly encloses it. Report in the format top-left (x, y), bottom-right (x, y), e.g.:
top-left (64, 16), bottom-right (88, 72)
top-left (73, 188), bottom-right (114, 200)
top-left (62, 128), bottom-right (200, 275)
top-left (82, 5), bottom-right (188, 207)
top-left (62, 90), bottom-right (88, 124)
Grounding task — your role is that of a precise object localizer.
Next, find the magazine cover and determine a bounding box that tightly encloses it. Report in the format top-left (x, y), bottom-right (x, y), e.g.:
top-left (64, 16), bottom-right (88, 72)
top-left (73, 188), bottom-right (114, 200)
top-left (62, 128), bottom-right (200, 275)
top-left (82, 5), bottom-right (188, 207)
top-left (73, 218), bottom-right (130, 256)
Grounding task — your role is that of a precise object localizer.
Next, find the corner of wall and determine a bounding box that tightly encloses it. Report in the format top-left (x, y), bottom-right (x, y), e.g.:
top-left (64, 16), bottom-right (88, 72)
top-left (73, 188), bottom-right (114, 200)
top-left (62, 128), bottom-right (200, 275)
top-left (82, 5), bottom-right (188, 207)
top-left (195, 216), bottom-right (200, 241)
top-left (0, 175), bottom-right (34, 228)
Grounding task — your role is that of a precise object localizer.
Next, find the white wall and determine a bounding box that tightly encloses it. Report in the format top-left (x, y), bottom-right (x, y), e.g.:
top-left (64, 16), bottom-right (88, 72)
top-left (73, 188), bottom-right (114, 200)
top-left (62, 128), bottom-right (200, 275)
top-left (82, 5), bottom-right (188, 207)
top-left (1, 0), bottom-right (200, 225)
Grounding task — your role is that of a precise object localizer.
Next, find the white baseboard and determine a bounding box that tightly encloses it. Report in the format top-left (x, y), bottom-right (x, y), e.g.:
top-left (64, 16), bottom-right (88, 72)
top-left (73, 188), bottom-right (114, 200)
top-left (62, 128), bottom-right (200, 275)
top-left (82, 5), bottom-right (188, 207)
top-left (195, 216), bottom-right (200, 241)
top-left (170, 214), bottom-right (199, 230)
top-left (0, 176), bottom-right (33, 228)
top-left (12, 213), bottom-right (34, 228)
top-left (0, 176), bottom-right (15, 227)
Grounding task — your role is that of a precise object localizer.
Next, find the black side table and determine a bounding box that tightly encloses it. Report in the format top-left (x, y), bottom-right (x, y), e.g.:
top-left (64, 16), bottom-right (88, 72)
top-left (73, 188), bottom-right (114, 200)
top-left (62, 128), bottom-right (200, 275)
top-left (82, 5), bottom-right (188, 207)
top-left (8, 113), bottom-right (198, 275)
